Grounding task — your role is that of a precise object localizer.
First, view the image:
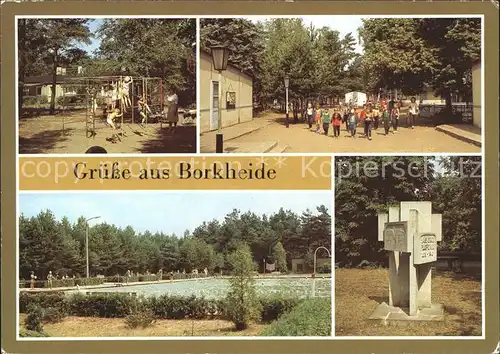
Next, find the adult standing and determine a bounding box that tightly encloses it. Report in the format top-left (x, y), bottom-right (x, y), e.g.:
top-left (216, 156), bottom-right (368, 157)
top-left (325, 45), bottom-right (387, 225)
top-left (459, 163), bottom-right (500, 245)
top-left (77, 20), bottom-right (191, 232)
top-left (306, 102), bottom-right (314, 129)
top-left (158, 268), bottom-right (163, 282)
top-left (126, 269), bottom-right (131, 284)
top-left (47, 271), bottom-right (54, 289)
top-left (407, 97), bottom-right (419, 129)
top-left (165, 87), bottom-right (179, 133)
top-left (30, 271), bottom-right (36, 289)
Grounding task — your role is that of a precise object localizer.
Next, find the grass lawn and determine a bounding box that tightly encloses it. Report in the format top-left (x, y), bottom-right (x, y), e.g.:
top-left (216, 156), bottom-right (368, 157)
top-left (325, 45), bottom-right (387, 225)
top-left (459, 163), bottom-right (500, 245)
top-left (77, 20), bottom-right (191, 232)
top-left (19, 314), bottom-right (264, 337)
top-left (335, 268), bottom-right (481, 336)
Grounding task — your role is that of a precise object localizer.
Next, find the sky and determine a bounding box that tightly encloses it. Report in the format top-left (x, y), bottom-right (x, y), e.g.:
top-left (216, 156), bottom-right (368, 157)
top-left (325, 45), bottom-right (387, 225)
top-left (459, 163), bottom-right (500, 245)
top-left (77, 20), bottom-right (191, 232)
top-left (78, 16), bottom-right (364, 55)
top-left (80, 19), bottom-right (102, 55)
top-left (249, 16), bottom-right (364, 54)
top-left (19, 191), bottom-right (332, 236)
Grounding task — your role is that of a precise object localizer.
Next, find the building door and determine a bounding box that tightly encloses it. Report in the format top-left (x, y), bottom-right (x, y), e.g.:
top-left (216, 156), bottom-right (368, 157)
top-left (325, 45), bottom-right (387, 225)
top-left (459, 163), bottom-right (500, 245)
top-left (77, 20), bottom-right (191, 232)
top-left (210, 81), bottom-right (219, 130)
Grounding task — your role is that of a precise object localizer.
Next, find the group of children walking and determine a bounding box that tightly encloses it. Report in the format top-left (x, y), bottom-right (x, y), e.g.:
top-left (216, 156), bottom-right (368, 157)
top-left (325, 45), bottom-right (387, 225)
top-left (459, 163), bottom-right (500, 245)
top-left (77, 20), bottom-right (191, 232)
top-left (306, 97), bottom-right (420, 140)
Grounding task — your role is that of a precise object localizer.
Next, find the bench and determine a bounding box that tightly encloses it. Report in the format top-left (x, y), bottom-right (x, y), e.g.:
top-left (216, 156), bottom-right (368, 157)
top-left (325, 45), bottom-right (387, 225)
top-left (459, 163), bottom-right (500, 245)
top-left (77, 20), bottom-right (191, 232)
top-left (437, 255), bottom-right (464, 272)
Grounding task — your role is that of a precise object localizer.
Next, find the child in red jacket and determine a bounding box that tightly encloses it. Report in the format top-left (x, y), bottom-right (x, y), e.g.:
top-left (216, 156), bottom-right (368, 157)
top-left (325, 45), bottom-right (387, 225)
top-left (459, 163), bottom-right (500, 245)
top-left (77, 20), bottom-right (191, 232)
top-left (332, 111), bottom-right (342, 138)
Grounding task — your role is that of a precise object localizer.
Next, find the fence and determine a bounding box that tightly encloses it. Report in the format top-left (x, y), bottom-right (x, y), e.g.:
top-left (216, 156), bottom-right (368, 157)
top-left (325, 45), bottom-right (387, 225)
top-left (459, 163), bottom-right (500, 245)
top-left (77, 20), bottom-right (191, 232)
top-left (418, 103), bottom-right (474, 124)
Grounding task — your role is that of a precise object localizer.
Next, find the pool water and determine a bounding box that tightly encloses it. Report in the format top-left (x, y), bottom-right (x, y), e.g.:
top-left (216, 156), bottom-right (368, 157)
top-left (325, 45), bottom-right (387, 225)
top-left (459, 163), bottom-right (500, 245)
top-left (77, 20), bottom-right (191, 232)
top-left (66, 277), bottom-right (331, 299)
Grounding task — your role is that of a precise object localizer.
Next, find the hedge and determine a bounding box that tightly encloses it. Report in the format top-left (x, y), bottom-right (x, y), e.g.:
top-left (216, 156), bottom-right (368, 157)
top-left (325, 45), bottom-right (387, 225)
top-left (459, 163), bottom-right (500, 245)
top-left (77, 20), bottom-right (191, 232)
top-left (20, 277), bottom-right (104, 289)
top-left (104, 273), bottom-right (208, 283)
top-left (259, 298), bottom-right (331, 336)
top-left (19, 292), bottom-right (300, 323)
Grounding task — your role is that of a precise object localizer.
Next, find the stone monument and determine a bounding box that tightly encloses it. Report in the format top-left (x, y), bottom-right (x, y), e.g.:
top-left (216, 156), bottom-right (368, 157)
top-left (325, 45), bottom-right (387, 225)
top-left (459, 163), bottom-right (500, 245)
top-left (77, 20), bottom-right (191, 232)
top-left (369, 201), bottom-right (445, 323)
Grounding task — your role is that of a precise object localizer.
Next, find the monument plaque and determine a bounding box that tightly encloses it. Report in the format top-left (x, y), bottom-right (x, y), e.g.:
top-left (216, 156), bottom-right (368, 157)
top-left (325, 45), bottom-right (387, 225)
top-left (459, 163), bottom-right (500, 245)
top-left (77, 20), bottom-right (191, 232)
top-left (383, 221), bottom-right (408, 252)
top-left (371, 202), bottom-right (444, 322)
top-left (414, 233), bottom-right (437, 265)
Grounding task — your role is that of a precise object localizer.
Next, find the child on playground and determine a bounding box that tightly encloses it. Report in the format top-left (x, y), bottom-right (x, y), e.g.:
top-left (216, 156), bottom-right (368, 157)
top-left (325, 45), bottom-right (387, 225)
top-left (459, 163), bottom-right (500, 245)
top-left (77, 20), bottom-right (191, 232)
top-left (332, 111), bottom-right (342, 138)
top-left (137, 96), bottom-right (152, 126)
top-left (348, 108), bottom-right (358, 137)
top-left (381, 105), bottom-right (391, 135)
top-left (390, 103), bottom-right (400, 133)
top-left (322, 107), bottom-right (331, 136)
top-left (106, 108), bottom-right (125, 142)
top-left (106, 108), bottom-right (122, 130)
top-left (314, 104), bottom-right (322, 134)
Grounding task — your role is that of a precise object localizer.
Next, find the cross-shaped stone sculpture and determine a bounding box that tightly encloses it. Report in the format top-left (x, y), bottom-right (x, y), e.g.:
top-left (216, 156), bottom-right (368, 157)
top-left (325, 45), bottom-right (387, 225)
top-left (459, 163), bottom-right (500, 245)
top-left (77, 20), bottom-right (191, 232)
top-left (369, 201), bottom-right (445, 322)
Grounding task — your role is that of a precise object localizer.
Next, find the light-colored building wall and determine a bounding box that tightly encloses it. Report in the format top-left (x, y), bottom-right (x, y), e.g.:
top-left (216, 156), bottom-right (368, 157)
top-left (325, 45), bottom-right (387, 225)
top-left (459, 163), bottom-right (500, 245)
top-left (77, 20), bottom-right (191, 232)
top-left (472, 61), bottom-right (481, 128)
top-left (420, 87), bottom-right (444, 104)
top-left (40, 85), bottom-right (64, 101)
top-left (200, 52), bottom-right (253, 134)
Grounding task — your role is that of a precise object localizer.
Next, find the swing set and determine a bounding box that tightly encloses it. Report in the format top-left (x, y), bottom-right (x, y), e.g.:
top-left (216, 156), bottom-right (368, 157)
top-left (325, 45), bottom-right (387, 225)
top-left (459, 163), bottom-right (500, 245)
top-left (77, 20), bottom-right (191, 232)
top-left (59, 75), bottom-right (164, 140)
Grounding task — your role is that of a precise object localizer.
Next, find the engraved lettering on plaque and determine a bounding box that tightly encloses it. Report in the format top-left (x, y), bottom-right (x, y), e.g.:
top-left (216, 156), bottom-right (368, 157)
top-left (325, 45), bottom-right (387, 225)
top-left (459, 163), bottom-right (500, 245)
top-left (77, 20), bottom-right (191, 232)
top-left (414, 233), bottom-right (437, 264)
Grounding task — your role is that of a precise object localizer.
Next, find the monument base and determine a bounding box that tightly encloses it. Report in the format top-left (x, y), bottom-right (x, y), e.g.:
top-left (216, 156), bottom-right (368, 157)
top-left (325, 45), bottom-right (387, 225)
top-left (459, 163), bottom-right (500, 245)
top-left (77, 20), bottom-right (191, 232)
top-left (368, 302), bottom-right (444, 325)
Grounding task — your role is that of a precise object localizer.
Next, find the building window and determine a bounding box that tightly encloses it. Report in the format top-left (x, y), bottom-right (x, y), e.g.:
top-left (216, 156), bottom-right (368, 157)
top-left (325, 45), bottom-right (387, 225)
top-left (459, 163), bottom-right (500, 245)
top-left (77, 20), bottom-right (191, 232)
top-left (296, 263), bottom-right (303, 273)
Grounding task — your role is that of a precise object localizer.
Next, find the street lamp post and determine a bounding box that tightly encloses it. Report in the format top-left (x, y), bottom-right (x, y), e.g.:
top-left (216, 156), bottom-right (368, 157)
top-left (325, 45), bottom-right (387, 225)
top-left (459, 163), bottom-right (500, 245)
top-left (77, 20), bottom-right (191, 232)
top-left (313, 246), bottom-right (331, 278)
top-left (284, 75), bottom-right (290, 128)
top-left (210, 45), bottom-right (230, 153)
top-left (85, 216), bottom-right (101, 278)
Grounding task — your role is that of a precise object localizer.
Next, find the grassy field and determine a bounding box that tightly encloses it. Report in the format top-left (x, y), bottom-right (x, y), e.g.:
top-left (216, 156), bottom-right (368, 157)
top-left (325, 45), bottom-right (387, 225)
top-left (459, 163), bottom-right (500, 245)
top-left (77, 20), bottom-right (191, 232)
top-left (335, 268), bottom-right (481, 336)
top-left (19, 314), bottom-right (263, 337)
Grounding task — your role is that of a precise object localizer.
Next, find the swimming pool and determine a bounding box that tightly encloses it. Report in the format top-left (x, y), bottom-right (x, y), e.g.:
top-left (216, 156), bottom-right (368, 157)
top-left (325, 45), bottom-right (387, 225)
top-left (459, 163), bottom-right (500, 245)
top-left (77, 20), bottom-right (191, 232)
top-left (66, 277), bottom-right (331, 299)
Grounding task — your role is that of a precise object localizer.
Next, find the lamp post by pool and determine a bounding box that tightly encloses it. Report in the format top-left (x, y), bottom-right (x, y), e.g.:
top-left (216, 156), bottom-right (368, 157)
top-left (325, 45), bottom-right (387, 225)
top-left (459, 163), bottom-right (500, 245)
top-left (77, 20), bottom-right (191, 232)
top-left (284, 75), bottom-right (290, 128)
top-left (85, 216), bottom-right (101, 278)
top-left (313, 246), bottom-right (331, 278)
top-left (210, 45), bottom-right (230, 153)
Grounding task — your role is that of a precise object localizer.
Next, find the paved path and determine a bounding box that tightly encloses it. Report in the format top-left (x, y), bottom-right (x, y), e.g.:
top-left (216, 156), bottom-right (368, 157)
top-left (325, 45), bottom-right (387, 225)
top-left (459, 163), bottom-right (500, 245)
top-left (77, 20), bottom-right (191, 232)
top-left (226, 118), bottom-right (480, 153)
top-left (199, 113), bottom-right (280, 153)
top-left (435, 124), bottom-right (481, 147)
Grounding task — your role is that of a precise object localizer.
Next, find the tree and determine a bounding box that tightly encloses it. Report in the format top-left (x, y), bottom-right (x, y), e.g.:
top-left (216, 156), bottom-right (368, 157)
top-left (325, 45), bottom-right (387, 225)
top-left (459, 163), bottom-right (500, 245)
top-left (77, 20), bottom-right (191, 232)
top-left (18, 19), bottom-right (48, 112)
top-left (97, 19), bottom-right (196, 106)
top-left (33, 19), bottom-right (91, 114)
top-left (161, 237), bottom-right (180, 271)
top-left (225, 245), bottom-right (261, 330)
top-left (19, 204), bottom-right (332, 278)
top-left (271, 242), bottom-right (287, 272)
top-left (358, 17), bottom-right (481, 108)
top-left (200, 19), bottom-right (264, 106)
top-left (335, 156), bottom-right (435, 266)
top-left (358, 18), bottom-right (437, 95)
top-left (431, 156), bottom-right (482, 253)
top-left (419, 18), bottom-right (481, 109)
